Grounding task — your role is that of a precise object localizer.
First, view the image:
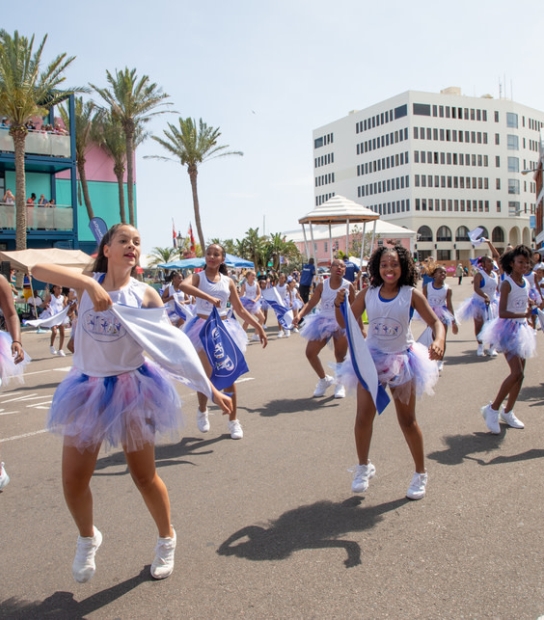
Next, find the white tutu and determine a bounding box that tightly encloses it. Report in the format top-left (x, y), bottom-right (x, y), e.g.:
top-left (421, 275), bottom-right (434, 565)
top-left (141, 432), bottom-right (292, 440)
top-left (299, 312), bottom-right (345, 341)
top-left (339, 342), bottom-right (439, 405)
top-left (183, 315), bottom-right (248, 353)
top-left (479, 318), bottom-right (536, 360)
top-left (457, 296), bottom-right (498, 322)
top-left (240, 296), bottom-right (262, 315)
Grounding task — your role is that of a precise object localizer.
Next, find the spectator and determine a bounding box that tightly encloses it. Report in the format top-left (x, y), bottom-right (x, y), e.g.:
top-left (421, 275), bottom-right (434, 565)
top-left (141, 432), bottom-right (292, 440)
top-left (298, 257), bottom-right (316, 304)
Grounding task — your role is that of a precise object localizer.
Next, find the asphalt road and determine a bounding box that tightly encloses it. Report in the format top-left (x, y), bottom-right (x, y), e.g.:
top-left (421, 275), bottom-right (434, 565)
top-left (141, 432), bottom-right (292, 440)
top-left (1, 277), bottom-right (544, 619)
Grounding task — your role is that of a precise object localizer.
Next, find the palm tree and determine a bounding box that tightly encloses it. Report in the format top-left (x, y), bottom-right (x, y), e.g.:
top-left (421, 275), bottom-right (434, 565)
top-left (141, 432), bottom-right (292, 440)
top-left (238, 227), bottom-right (266, 271)
top-left (60, 96), bottom-right (96, 221)
top-left (0, 30), bottom-right (77, 250)
top-left (90, 68), bottom-right (171, 226)
top-left (148, 117), bottom-right (243, 251)
top-left (147, 246), bottom-right (177, 267)
top-left (93, 111), bottom-right (147, 224)
top-left (265, 233), bottom-right (300, 271)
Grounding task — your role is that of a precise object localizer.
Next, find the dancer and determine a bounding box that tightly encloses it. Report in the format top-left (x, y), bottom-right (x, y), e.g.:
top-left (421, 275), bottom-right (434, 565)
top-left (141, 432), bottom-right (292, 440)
top-left (42, 284), bottom-right (67, 356)
top-left (181, 243), bottom-right (267, 439)
top-left (292, 258), bottom-right (355, 398)
top-left (457, 254), bottom-right (499, 356)
top-left (423, 264), bottom-right (458, 372)
top-left (258, 276), bottom-right (270, 327)
top-left (33, 224), bottom-right (232, 583)
top-left (479, 245), bottom-right (536, 433)
top-left (335, 245), bottom-right (444, 500)
top-left (0, 273), bottom-right (26, 491)
top-left (286, 277), bottom-right (304, 331)
top-left (239, 270), bottom-right (265, 341)
top-left (275, 273), bottom-right (290, 338)
top-left (161, 271), bottom-right (191, 327)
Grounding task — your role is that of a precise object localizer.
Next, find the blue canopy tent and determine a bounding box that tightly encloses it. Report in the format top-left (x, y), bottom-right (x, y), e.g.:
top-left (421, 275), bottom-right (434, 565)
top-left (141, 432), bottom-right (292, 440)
top-left (158, 254), bottom-right (254, 270)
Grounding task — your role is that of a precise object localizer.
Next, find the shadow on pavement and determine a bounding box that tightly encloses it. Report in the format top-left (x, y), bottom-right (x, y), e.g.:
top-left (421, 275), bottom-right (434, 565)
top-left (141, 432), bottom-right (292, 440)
top-left (217, 496), bottom-right (408, 568)
top-left (0, 566), bottom-right (151, 620)
top-left (242, 396), bottom-right (340, 417)
top-left (94, 435), bottom-right (228, 476)
top-left (519, 382), bottom-right (544, 407)
top-left (442, 351), bottom-right (497, 365)
top-left (427, 431), bottom-right (505, 465)
top-left (464, 448), bottom-right (544, 466)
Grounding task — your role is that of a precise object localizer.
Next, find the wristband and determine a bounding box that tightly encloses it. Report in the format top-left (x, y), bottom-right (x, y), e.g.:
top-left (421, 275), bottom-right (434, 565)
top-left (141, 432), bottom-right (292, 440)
top-left (11, 340), bottom-right (22, 346)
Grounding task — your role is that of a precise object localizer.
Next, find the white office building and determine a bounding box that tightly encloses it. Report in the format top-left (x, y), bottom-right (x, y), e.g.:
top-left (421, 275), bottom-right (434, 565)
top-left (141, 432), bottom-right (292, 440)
top-left (313, 87), bottom-right (544, 261)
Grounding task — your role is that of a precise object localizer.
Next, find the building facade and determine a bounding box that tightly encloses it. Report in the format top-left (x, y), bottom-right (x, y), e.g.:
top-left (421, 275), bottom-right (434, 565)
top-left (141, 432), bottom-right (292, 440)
top-left (313, 88), bottom-right (544, 262)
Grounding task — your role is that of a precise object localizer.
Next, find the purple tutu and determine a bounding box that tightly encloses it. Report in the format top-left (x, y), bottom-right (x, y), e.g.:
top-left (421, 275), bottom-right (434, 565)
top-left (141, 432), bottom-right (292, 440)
top-left (240, 296), bottom-right (262, 315)
top-left (183, 315), bottom-right (248, 353)
top-left (299, 313), bottom-right (345, 341)
top-left (0, 331), bottom-right (30, 385)
top-left (457, 296), bottom-right (498, 322)
top-left (339, 342), bottom-right (439, 405)
top-left (479, 318), bottom-right (536, 360)
top-left (47, 361), bottom-right (184, 453)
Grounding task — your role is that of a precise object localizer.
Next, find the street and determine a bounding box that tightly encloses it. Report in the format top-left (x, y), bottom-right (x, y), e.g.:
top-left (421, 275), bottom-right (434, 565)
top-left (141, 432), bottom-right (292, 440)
top-left (1, 277), bottom-right (544, 619)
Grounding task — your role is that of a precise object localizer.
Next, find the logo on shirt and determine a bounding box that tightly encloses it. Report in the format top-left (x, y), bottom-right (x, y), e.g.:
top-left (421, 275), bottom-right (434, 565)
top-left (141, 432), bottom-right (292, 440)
top-left (369, 318), bottom-right (402, 340)
top-left (81, 309), bottom-right (126, 342)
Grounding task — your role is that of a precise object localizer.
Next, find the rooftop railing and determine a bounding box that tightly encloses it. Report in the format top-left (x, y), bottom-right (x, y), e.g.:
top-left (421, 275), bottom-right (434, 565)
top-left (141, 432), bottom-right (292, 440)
top-left (0, 204), bottom-right (73, 230)
top-left (0, 127), bottom-right (71, 158)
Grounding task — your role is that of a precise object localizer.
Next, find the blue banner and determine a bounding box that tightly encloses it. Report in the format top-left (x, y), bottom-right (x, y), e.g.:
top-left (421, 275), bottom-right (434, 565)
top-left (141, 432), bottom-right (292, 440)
top-left (261, 288), bottom-right (294, 329)
top-left (89, 217), bottom-right (109, 244)
top-left (340, 298), bottom-right (390, 414)
top-left (199, 307), bottom-right (249, 390)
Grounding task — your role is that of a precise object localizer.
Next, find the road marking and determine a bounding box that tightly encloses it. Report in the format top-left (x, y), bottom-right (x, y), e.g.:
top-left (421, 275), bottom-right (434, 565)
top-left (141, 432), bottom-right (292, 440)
top-left (27, 401), bottom-right (52, 408)
top-left (236, 377), bottom-right (255, 384)
top-left (0, 429), bottom-right (48, 443)
top-left (0, 411), bottom-right (19, 416)
top-left (0, 393), bottom-right (39, 403)
top-left (21, 366), bottom-right (71, 377)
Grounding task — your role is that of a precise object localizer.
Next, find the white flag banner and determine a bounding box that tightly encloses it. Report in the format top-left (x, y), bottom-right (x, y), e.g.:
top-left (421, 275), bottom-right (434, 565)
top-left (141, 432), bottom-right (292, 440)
top-left (416, 326), bottom-right (434, 347)
top-left (110, 304), bottom-right (212, 399)
top-left (24, 304), bottom-right (71, 328)
top-left (468, 227), bottom-right (485, 247)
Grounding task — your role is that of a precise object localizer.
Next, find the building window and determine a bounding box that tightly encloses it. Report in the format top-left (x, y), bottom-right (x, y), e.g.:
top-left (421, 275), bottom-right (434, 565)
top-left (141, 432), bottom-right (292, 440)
top-left (509, 201), bottom-right (520, 215)
top-left (507, 157), bottom-right (519, 173)
top-left (394, 104), bottom-right (407, 119)
top-left (507, 134), bottom-right (519, 150)
top-left (418, 225), bottom-right (432, 241)
top-left (507, 113), bottom-right (518, 128)
top-left (496, 201), bottom-right (501, 212)
top-left (495, 156), bottom-right (500, 167)
top-left (413, 103), bottom-right (431, 116)
top-left (436, 226), bottom-right (452, 241)
top-left (494, 111), bottom-right (499, 122)
top-left (437, 250), bottom-right (451, 261)
top-left (508, 179), bottom-right (520, 194)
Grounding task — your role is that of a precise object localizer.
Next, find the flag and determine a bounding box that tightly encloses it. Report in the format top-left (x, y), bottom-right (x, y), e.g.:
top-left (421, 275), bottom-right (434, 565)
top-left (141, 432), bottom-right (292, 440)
top-left (24, 304), bottom-right (71, 328)
top-left (188, 223), bottom-right (196, 253)
top-left (468, 227), bottom-right (485, 247)
top-left (172, 220), bottom-right (177, 249)
top-left (199, 307), bottom-right (249, 390)
top-left (110, 304), bottom-right (213, 398)
top-left (340, 298), bottom-right (390, 414)
top-left (261, 287), bottom-right (294, 329)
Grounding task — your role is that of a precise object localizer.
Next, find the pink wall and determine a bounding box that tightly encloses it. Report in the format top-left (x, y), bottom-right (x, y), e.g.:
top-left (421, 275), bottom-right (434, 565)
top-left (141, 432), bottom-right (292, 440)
top-left (57, 144), bottom-right (133, 183)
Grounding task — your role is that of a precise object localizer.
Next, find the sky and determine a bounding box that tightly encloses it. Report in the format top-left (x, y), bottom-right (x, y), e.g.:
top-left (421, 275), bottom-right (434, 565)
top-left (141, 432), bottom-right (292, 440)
top-left (5, 0), bottom-right (544, 255)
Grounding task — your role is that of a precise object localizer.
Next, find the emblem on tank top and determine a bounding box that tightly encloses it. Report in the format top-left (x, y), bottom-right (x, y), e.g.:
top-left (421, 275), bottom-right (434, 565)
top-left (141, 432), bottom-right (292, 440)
top-left (81, 309), bottom-right (126, 341)
top-left (370, 317), bottom-right (402, 340)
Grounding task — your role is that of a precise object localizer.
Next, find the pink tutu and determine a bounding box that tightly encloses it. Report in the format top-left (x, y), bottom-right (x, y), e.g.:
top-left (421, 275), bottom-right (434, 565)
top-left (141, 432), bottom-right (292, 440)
top-left (0, 331), bottom-right (30, 385)
top-left (479, 318), bottom-right (536, 360)
top-left (457, 296), bottom-right (497, 322)
top-left (339, 342), bottom-right (439, 405)
top-left (240, 297), bottom-right (262, 315)
top-left (299, 313), bottom-right (345, 341)
top-left (47, 361), bottom-right (183, 453)
top-left (183, 315), bottom-right (248, 353)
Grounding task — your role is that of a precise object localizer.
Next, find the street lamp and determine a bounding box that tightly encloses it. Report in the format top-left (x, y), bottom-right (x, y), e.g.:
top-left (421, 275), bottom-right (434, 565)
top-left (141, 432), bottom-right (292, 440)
top-left (175, 232), bottom-right (183, 249)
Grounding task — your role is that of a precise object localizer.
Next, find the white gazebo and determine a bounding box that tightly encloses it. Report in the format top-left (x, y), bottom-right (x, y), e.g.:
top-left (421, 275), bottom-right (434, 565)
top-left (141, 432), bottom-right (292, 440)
top-left (298, 195), bottom-right (379, 265)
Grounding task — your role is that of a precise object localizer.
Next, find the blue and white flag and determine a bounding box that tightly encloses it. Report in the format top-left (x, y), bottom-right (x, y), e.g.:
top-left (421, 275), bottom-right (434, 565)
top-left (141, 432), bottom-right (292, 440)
top-left (170, 298), bottom-right (195, 323)
top-left (24, 304), bottom-right (71, 328)
top-left (468, 227), bottom-right (485, 247)
top-left (261, 287), bottom-right (294, 329)
top-left (340, 298), bottom-right (390, 414)
top-left (199, 307), bottom-right (249, 390)
top-left (110, 304), bottom-right (213, 398)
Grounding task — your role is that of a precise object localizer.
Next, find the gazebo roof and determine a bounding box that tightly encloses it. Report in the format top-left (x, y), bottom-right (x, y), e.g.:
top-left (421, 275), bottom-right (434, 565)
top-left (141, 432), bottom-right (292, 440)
top-left (298, 195), bottom-right (379, 225)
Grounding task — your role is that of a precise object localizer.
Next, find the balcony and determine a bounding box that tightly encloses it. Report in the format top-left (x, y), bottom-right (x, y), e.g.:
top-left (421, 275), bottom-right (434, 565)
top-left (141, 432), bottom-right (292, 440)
top-left (0, 128), bottom-right (71, 158)
top-left (0, 205), bottom-right (73, 230)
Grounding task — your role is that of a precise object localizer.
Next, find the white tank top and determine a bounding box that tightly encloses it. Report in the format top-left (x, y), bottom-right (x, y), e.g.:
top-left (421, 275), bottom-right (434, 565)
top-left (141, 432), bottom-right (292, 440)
top-left (194, 272), bottom-right (231, 317)
top-left (476, 269), bottom-right (498, 299)
top-left (275, 283), bottom-right (288, 301)
top-left (504, 274), bottom-right (528, 323)
top-left (426, 283), bottom-right (448, 309)
top-left (320, 278), bottom-right (351, 318)
top-left (366, 285), bottom-right (414, 353)
top-left (73, 274), bottom-right (147, 377)
top-left (49, 293), bottom-right (65, 315)
top-left (243, 281), bottom-right (258, 299)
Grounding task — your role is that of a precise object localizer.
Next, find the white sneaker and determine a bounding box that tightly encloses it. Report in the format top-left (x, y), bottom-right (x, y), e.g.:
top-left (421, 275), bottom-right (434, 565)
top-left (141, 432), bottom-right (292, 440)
top-left (50, 345), bottom-right (57, 355)
top-left (277, 330), bottom-right (284, 339)
top-left (488, 348), bottom-right (498, 357)
top-left (406, 472), bottom-right (428, 500)
top-left (151, 528), bottom-right (176, 580)
top-left (334, 383), bottom-right (346, 398)
top-left (72, 527), bottom-right (103, 583)
top-left (292, 328), bottom-right (299, 333)
top-left (0, 462), bottom-right (10, 490)
top-left (284, 329), bottom-right (291, 338)
top-left (437, 361), bottom-right (444, 373)
top-left (313, 375), bottom-right (334, 397)
top-left (481, 403), bottom-right (500, 434)
top-left (477, 344), bottom-right (485, 356)
top-left (57, 350), bottom-right (66, 357)
top-left (197, 408), bottom-right (210, 433)
top-left (251, 334), bottom-right (260, 342)
top-left (228, 419), bottom-right (243, 439)
top-left (500, 409), bottom-right (525, 429)
top-left (352, 462), bottom-right (376, 493)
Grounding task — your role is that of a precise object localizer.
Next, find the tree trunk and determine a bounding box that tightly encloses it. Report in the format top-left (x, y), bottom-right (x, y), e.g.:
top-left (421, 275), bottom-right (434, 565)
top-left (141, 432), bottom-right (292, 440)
top-left (125, 123), bottom-right (135, 226)
top-left (12, 129), bottom-right (27, 251)
top-left (114, 163), bottom-right (126, 224)
top-left (77, 158), bottom-right (95, 221)
top-left (188, 165), bottom-right (206, 253)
